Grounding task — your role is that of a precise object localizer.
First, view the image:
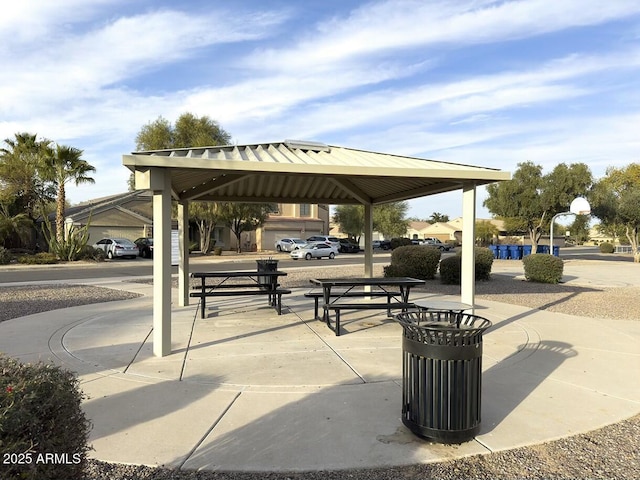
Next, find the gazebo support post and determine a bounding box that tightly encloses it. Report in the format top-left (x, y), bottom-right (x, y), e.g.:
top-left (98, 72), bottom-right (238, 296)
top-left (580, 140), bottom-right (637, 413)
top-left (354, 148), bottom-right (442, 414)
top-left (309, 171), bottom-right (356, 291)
top-left (178, 200), bottom-right (189, 307)
top-left (461, 183), bottom-right (476, 312)
top-left (363, 203), bottom-right (374, 278)
top-left (150, 168), bottom-right (173, 357)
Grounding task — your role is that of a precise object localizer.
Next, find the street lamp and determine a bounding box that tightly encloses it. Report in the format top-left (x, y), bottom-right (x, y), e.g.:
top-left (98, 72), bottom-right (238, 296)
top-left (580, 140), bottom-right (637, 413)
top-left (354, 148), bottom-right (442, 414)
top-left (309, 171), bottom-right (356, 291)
top-left (549, 197), bottom-right (591, 254)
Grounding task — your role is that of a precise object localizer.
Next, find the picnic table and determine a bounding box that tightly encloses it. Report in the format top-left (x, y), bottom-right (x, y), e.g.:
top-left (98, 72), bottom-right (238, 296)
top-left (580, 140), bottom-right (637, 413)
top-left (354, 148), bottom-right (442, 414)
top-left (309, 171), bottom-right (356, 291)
top-left (308, 277), bottom-right (425, 335)
top-left (190, 271), bottom-right (290, 318)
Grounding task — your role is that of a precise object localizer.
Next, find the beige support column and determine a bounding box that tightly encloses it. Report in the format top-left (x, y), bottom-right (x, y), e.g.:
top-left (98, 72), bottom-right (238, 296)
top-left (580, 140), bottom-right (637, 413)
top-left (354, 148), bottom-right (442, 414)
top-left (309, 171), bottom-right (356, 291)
top-left (178, 200), bottom-right (189, 307)
top-left (364, 203), bottom-right (373, 278)
top-left (461, 184), bottom-right (477, 311)
top-left (152, 168), bottom-right (172, 357)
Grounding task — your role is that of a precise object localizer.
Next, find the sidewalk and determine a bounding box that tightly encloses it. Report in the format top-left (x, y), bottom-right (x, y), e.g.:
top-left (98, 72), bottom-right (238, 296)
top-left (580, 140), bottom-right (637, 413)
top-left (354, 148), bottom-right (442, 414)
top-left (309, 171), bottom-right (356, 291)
top-left (0, 261), bottom-right (639, 472)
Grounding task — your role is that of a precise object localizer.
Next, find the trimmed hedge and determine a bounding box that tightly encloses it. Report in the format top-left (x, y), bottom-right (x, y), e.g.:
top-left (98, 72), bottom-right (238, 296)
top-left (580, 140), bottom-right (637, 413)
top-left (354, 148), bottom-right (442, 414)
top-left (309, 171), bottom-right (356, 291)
top-left (0, 355), bottom-right (92, 480)
top-left (522, 253), bottom-right (564, 284)
top-left (599, 242), bottom-right (615, 253)
top-left (384, 245), bottom-right (441, 280)
top-left (438, 247), bottom-right (494, 284)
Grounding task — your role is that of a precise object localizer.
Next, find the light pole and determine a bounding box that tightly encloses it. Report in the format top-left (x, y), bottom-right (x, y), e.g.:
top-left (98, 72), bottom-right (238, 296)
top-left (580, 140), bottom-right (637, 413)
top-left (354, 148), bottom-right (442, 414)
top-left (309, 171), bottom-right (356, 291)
top-left (550, 197), bottom-right (591, 254)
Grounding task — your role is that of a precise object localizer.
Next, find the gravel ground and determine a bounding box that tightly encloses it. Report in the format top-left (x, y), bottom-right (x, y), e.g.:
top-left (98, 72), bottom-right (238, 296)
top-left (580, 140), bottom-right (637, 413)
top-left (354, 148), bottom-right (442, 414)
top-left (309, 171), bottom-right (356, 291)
top-left (1, 266), bottom-right (639, 479)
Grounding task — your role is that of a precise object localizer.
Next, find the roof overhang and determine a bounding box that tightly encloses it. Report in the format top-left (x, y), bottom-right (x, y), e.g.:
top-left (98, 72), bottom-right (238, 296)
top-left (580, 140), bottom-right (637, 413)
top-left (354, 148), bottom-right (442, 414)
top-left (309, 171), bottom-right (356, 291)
top-left (122, 141), bottom-right (510, 204)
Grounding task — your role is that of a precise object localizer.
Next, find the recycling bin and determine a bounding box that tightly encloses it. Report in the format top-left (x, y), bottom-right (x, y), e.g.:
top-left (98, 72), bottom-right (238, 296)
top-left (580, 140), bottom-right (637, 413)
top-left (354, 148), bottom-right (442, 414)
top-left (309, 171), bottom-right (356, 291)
top-left (498, 245), bottom-right (510, 259)
top-left (508, 245), bottom-right (522, 260)
top-left (394, 310), bottom-right (492, 443)
top-left (536, 245), bottom-right (550, 254)
top-left (552, 246), bottom-right (560, 257)
top-left (522, 245), bottom-right (532, 257)
top-left (488, 245), bottom-right (498, 259)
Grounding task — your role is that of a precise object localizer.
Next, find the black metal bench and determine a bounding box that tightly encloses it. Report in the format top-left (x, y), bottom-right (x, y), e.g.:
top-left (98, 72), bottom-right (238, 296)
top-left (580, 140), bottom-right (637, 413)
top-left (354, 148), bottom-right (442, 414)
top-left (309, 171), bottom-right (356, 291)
top-left (304, 290), bottom-right (396, 320)
top-left (190, 287), bottom-right (291, 318)
top-left (326, 302), bottom-right (415, 336)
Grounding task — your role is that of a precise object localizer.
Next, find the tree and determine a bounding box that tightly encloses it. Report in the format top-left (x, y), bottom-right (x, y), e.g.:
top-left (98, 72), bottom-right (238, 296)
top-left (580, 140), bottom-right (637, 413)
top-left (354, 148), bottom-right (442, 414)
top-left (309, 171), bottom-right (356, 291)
top-left (133, 112), bottom-right (233, 248)
top-left (484, 161), bottom-right (592, 252)
top-left (590, 164), bottom-right (640, 262)
top-left (219, 202), bottom-right (275, 253)
top-left (0, 132), bottom-right (54, 220)
top-left (475, 220), bottom-right (499, 246)
top-left (42, 145), bottom-right (96, 243)
top-left (190, 202), bottom-right (221, 254)
top-left (0, 206), bottom-right (33, 248)
top-left (332, 205), bottom-right (364, 241)
top-left (134, 113), bottom-right (232, 152)
top-left (429, 212), bottom-right (450, 223)
top-left (332, 202), bottom-right (410, 242)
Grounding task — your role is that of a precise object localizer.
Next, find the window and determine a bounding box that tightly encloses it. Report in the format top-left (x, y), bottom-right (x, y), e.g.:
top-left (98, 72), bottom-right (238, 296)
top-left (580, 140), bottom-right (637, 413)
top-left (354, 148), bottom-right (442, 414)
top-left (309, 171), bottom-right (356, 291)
top-left (300, 204), bottom-right (311, 216)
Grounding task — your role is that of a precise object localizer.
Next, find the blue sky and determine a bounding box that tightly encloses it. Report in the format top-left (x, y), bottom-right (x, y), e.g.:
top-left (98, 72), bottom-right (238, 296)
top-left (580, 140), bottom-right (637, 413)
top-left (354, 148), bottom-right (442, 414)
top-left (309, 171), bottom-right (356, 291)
top-left (2, 0), bottom-right (639, 219)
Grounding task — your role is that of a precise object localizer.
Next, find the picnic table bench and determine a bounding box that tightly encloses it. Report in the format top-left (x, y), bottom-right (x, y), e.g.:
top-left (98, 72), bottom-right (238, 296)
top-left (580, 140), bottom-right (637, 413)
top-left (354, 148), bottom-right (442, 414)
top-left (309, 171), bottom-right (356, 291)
top-left (190, 271), bottom-right (291, 318)
top-left (308, 277), bottom-right (425, 336)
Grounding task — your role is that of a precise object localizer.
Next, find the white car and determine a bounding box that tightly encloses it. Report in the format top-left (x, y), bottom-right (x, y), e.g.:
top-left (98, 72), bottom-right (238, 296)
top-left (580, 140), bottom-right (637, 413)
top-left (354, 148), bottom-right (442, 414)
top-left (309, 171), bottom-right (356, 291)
top-left (290, 242), bottom-right (338, 260)
top-left (92, 238), bottom-right (139, 259)
top-left (275, 238), bottom-right (306, 252)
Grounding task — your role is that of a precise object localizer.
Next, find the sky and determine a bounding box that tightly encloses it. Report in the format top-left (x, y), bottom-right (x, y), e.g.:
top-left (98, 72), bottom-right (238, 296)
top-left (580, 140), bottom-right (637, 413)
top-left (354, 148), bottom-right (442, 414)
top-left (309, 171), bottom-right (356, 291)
top-left (2, 0), bottom-right (639, 220)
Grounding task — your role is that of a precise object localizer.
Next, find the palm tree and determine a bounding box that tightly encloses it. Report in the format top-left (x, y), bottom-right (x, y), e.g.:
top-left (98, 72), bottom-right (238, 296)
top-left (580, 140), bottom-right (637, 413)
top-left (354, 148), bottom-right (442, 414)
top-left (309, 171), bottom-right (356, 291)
top-left (42, 145), bottom-right (96, 242)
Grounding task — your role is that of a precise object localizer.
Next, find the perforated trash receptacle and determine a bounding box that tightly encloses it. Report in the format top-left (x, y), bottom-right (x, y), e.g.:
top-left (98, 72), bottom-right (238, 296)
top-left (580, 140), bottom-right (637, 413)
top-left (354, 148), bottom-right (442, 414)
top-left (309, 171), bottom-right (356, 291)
top-left (394, 310), bottom-right (492, 443)
top-left (256, 258), bottom-right (279, 287)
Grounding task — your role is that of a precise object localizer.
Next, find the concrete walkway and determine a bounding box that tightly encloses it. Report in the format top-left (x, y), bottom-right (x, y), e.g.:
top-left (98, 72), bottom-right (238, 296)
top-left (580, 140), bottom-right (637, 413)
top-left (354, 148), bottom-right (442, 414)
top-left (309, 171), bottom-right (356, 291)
top-left (0, 261), bottom-right (639, 472)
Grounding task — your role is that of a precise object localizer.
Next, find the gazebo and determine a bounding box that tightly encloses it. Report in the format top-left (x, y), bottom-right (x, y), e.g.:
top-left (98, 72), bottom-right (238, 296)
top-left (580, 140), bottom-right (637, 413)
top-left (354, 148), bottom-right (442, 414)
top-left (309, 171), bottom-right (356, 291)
top-left (123, 140), bottom-right (510, 357)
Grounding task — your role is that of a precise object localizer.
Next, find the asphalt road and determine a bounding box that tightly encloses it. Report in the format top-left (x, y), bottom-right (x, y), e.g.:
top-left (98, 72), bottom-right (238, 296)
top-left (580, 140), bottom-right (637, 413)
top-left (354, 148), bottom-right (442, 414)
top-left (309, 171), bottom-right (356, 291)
top-left (0, 246), bottom-right (608, 285)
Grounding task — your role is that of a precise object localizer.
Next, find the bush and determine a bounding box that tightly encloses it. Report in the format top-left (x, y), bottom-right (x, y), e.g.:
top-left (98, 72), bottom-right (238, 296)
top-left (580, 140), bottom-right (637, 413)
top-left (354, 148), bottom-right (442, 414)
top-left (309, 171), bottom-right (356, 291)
top-left (438, 247), bottom-right (495, 284)
top-left (77, 245), bottom-right (106, 262)
top-left (0, 246), bottom-right (12, 265)
top-left (474, 247), bottom-right (494, 280)
top-left (439, 255), bottom-right (462, 284)
top-left (522, 253), bottom-right (564, 284)
top-left (17, 252), bottom-right (58, 264)
top-left (384, 245), bottom-right (441, 280)
top-left (390, 237), bottom-right (413, 250)
top-left (599, 242), bottom-right (615, 253)
top-left (0, 355), bottom-right (92, 480)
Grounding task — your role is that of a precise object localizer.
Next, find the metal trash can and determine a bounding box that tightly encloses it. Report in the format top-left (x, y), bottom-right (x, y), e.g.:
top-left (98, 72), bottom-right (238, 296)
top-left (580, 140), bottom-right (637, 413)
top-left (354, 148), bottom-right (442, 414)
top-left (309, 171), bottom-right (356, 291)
top-left (394, 310), bottom-right (492, 443)
top-left (256, 258), bottom-right (279, 287)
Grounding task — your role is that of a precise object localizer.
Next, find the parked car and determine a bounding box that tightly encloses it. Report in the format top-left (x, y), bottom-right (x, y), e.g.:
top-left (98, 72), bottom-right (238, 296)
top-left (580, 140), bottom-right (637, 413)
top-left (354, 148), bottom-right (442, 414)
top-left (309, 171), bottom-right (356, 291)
top-left (306, 235), bottom-right (341, 249)
top-left (372, 239), bottom-right (391, 250)
top-left (134, 237), bottom-right (154, 258)
top-left (275, 238), bottom-right (306, 252)
top-left (291, 242), bottom-right (338, 260)
top-left (338, 238), bottom-right (360, 253)
top-left (93, 238), bottom-right (139, 259)
top-left (419, 237), bottom-right (451, 251)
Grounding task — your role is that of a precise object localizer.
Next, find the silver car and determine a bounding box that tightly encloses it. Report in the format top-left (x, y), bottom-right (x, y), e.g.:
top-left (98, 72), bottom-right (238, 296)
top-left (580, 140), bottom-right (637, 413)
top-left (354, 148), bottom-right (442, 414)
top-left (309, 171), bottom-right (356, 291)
top-left (290, 242), bottom-right (338, 260)
top-left (275, 237), bottom-right (306, 252)
top-left (93, 238), bottom-right (139, 259)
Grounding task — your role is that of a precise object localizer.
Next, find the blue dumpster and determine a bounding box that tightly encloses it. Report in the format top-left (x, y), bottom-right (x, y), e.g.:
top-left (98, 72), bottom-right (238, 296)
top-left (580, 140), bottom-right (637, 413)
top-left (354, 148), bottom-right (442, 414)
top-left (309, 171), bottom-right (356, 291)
top-left (536, 245), bottom-right (550, 254)
top-left (522, 245), bottom-right (532, 257)
top-left (498, 245), bottom-right (510, 259)
top-left (552, 246), bottom-right (560, 257)
top-left (508, 245), bottom-right (522, 260)
top-left (489, 245), bottom-right (498, 258)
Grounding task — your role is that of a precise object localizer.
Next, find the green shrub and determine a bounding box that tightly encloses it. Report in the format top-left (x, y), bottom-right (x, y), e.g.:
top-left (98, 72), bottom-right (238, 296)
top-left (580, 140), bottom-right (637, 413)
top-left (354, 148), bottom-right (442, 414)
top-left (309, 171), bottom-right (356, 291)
top-left (77, 245), bottom-right (106, 262)
top-left (438, 247), bottom-right (495, 284)
top-left (522, 253), bottom-right (564, 284)
top-left (390, 237), bottom-right (413, 250)
top-left (384, 245), bottom-right (441, 280)
top-left (599, 242), bottom-right (615, 253)
top-left (474, 247), bottom-right (494, 280)
top-left (0, 246), bottom-right (12, 265)
top-left (0, 355), bottom-right (92, 480)
top-left (17, 252), bottom-right (58, 264)
top-left (439, 255), bottom-right (461, 284)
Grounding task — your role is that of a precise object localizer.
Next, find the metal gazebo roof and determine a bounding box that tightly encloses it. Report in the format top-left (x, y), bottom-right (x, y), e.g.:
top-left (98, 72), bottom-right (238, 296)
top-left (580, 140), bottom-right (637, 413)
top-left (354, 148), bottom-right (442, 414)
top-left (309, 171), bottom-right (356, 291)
top-left (123, 140), bottom-right (510, 204)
